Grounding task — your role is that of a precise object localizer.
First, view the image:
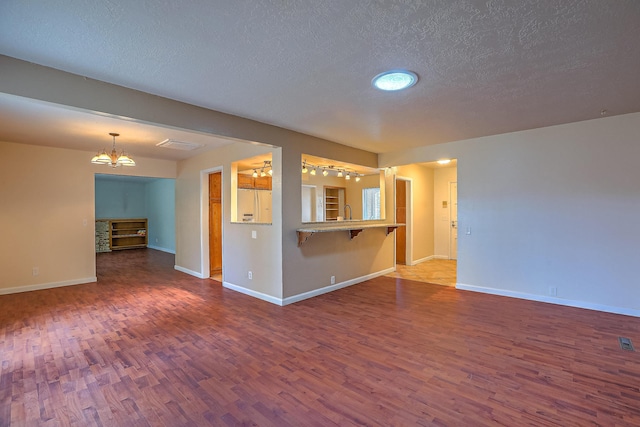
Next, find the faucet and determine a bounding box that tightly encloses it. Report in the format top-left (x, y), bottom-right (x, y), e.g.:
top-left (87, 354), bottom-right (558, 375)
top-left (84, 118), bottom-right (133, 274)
top-left (344, 204), bottom-right (352, 220)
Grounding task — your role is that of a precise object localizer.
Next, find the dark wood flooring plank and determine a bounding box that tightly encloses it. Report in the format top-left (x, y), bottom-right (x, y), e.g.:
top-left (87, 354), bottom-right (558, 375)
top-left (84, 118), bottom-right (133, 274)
top-left (1, 248), bottom-right (640, 425)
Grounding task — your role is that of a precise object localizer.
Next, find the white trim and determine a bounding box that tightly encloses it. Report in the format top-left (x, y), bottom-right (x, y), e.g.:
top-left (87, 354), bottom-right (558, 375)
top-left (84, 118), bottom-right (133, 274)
top-left (282, 267), bottom-right (396, 306)
top-left (433, 255), bottom-right (449, 260)
top-left (222, 267), bottom-right (396, 306)
top-left (0, 277), bottom-right (97, 295)
top-left (174, 265), bottom-right (207, 279)
top-left (410, 255), bottom-right (435, 265)
top-left (456, 283), bottom-right (640, 318)
top-left (147, 245), bottom-right (175, 254)
top-left (222, 281), bottom-right (283, 306)
top-left (449, 181), bottom-right (458, 260)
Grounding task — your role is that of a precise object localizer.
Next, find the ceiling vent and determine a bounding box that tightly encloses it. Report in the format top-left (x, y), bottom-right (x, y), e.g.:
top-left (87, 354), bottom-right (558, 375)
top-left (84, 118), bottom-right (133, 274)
top-left (156, 139), bottom-right (204, 151)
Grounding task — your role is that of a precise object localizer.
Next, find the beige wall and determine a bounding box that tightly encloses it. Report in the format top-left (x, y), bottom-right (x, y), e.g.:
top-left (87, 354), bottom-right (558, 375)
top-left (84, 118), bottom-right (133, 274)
top-left (176, 139), bottom-right (395, 302)
top-left (0, 140), bottom-right (176, 293)
top-left (175, 142), bottom-right (284, 299)
top-left (395, 164), bottom-right (435, 264)
top-left (381, 113), bottom-right (640, 316)
top-left (282, 147), bottom-right (395, 300)
top-left (0, 56), bottom-right (401, 304)
top-left (433, 166), bottom-right (457, 258)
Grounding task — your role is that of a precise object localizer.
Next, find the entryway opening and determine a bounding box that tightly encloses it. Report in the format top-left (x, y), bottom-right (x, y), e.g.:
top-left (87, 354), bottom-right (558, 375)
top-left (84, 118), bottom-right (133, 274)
top-left (389, 160), bottom-right (458, 286)
top-left (94, 174), bottom-right (176, 279)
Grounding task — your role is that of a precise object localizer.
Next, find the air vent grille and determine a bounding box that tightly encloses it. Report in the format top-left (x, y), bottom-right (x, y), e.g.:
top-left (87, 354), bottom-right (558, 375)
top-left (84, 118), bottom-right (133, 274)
top-left (156, 139), bottom-right (204, 151)
top-left (619, 337), bottom-right (635, 351)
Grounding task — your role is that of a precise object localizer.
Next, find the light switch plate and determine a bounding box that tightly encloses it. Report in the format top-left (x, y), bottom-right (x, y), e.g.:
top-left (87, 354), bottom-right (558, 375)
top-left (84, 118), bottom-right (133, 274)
top-left (251, 230), bottom-right (257, 239)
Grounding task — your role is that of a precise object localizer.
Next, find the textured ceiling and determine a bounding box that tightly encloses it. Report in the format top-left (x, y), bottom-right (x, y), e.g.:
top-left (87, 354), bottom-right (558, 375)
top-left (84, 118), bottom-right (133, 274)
top-left (1, 0), bottom-right (639, 157)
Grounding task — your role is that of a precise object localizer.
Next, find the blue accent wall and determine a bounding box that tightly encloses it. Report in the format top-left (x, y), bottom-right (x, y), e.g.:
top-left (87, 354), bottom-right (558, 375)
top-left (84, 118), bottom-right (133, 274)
top-left (95, 176), bottom-right (175, 253)
top-left (146, 179), bottom-right (176, 253)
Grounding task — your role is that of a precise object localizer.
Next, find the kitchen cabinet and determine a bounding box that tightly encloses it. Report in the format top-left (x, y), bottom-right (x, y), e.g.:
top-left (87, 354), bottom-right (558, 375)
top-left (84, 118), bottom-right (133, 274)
top-left (238, 173), bottom-right (272, 190)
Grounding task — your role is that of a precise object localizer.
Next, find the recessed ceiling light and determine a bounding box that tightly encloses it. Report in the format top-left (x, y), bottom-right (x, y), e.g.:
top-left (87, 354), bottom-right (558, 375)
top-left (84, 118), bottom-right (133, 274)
top-left (372, 70), bottom-right (418, 91)
top-left (437, 159), bottom-right (451, 165)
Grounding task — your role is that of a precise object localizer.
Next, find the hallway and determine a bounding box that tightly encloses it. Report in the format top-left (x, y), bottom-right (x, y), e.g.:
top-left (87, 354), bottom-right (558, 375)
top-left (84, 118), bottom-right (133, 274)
top-left (386, 259), bottom-right (457, 286)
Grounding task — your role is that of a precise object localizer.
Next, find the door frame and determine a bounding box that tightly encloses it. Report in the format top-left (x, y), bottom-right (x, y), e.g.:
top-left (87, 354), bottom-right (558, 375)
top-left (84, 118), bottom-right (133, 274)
top-left (200, 166), bottom-right (223, 279)
top-left (395, 176), bottom-right (413, 265)
top-left (448, 181), bottom-right (457, 260)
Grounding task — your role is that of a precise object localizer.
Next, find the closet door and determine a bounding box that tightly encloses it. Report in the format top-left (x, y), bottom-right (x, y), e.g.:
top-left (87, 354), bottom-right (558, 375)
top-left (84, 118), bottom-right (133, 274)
top-left (209, 172), bottom-right (222, 275)
top-left (395, 179), bottom-right (407, 264)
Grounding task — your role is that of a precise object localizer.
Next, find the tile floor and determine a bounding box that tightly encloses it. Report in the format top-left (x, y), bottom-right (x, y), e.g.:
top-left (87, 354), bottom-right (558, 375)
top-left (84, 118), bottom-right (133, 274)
top-left (385, 258), bottom-right (457, 286)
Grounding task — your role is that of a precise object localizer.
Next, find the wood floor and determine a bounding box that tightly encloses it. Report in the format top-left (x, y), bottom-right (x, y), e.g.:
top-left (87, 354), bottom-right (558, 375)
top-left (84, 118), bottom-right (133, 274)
top-left (1, 249), bottom-right (640, 426)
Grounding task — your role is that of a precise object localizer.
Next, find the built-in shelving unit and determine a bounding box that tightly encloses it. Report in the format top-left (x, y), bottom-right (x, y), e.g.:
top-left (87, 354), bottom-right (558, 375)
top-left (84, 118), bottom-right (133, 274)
top-left (109, 218), bottom-right (148, 250)
top-left (324, 186), bottom-right (345, 221)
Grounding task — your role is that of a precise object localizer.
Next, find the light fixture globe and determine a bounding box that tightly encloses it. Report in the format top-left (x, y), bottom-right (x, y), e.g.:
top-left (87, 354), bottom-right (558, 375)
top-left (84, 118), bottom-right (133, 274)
top-left (90, 132), bottom-right (136, 168)
top-left (372, 70), bottom-right (418, 91)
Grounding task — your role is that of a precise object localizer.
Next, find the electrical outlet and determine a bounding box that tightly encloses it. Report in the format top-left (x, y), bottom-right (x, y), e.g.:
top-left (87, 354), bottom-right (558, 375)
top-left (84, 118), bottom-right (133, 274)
top-left (32, 267), bottom-right (39, 276)
top-left (248, 271), bottom-right (253, 280)
top-left (251, 230), bottom-right (257, 239)
top-left (549, 286), bottom-right (557, 296)
top-left (330, 275), bottom-right (336, 285)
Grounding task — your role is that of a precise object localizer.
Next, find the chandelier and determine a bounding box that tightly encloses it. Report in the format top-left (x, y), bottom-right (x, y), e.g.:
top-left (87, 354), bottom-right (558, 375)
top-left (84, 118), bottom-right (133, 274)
top-left (90, 133), bottom-right (136, 167)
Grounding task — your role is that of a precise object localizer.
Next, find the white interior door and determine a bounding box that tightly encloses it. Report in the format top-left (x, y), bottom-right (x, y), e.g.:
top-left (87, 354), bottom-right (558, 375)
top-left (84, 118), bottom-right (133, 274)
top-left (301, 185), bottom-right (315, 222)
top-left (449, 182), bottom-right (458, 260)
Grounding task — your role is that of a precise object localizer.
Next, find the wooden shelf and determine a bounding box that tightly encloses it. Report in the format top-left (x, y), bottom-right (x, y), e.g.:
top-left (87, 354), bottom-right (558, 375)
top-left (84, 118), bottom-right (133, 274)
top-left (296, 223), bottom-right (404, 246)
top-left (109, 219), bottom-right (148, 250)
top-left (324, 186), bottom-right (345, 221)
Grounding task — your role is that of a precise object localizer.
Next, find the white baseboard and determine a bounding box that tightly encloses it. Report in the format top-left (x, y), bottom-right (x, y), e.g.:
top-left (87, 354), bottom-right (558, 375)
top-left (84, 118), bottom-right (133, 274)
top-left (281, 267), bottom-right (396, 306)
top-left (433, 255), bottom-right (450, 260)
top-left (456, 283), bottom-right (640, 318)
top-left (221, 267), bottom-right (396, 306)
top-left (0, 277), bottom-right (97, 295)
top-left (222, 282), bottom-right (283, 306)
top-left (147, 245), bottom-right (175, 254)
top-left (410, 255), bottom-right (434, 265)
top-left (174, 265), bottom-right (207, 279)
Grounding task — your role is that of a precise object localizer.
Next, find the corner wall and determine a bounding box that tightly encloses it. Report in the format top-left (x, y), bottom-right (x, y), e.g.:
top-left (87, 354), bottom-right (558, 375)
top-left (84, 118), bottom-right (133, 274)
top-left (395, 164), bottom-right (435, 264)
top-left (175, 142), bottom-right (283, 300)
top-left (380, 113), bottom-right (640, 316)
top-left (0, 140), bottom-right (176, 294)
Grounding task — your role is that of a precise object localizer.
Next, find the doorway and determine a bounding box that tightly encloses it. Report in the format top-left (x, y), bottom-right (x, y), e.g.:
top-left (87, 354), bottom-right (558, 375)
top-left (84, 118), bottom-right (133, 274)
top-left (209, 172), bottom-right (222, 280)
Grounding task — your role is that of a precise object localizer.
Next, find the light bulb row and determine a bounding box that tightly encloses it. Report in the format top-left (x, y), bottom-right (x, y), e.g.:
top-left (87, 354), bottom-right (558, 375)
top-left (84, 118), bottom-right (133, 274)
top-left (302, 161), bottom-right (361, 182)
top-left (252, 160), bottom-right (273, 178)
